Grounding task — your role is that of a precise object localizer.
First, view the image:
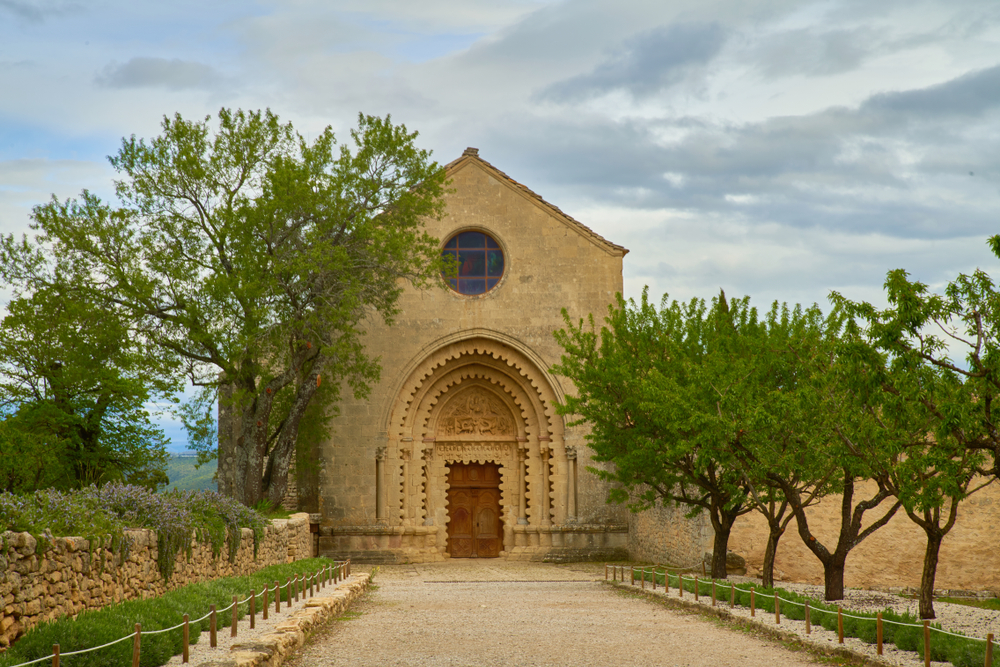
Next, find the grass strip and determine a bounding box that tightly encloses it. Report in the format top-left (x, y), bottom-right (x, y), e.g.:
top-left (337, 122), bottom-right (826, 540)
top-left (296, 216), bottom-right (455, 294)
top-left (0, 557), bottom-right (342, 667)
top-left (628, 566), bottom-right (990, 667)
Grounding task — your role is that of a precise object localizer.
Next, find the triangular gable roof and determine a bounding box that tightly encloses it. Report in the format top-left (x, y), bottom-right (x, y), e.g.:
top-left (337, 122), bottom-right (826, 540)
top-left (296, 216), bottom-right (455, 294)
top-left (442, 148), bottom-right (629, 257)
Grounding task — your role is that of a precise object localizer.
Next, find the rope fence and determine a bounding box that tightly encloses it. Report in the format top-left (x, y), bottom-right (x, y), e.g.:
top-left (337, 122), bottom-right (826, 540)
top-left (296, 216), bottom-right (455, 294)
top-left (606, 564), bottom-right (995, 667)
top-left (7, 559), bottom-right (353, 667)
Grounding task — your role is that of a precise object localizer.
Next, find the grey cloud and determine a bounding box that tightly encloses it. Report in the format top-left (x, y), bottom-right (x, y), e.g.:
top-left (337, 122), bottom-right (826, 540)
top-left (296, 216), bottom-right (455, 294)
top-left (540, 22), bottom-right (727, 101)
top-left (863, 64), bottom-right (1000, 118)
top-left (755, 27), bottom-right (877, 78)
top-left (95, 57), bottom-right (224, 91)
top-left (485, 65), bottom-right (1000, 244)
top-left (0, 0), bottom-right (76, 23)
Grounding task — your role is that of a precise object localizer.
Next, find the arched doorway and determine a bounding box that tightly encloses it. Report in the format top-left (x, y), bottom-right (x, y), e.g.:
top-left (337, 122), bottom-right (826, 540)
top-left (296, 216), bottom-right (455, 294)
top-left (446, 462), bottom-right (502, 557)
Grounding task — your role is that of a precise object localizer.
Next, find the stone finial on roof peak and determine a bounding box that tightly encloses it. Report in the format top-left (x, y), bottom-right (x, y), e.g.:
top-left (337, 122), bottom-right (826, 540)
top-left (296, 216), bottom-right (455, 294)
top-left (463, 147), bottom-right (479, 156)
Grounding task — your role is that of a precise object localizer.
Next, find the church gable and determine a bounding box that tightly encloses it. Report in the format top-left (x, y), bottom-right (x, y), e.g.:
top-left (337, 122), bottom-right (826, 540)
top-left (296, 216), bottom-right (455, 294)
top-left (442, 148), bottom-right (628, 259)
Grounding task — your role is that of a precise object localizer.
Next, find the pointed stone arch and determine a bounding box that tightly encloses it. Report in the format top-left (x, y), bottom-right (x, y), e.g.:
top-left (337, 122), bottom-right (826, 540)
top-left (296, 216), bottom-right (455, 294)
top-left (378, 332), bottom-right (571, 558)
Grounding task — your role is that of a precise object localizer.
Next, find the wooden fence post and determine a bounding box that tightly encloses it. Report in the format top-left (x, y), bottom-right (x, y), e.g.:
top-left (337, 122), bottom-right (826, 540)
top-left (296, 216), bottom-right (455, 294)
top-left (750, 587), bottom-right (755, 617)
top-left (605, 564), bottom-right (608, 580)
top-left (183, 614), bottom-right (190, 663)
top-left (775, 592), bottom-right (780, 624)
top-left (641, 567), bottom-right (645, 589)
top-left (985, 632), bottom-right (993, 667)
top-left (837, 608), bottom-right (844, 644)
top-left (711, 581), bottom-right (716, 607)
top-left (250, 590), bottom-right (256, 629)
top-left (923, 620), bottom-right (931, 667)
top-left (275, 581), bottom-right (281, 614)
top-left (132, 623), bottom-right (141, 667)
top-left (631, 567), bottom-right (635, 586)
top-left (679, 575), bottom-right (684, 598)
top-left (210, 606), bottom-right (217, 647)
top-left (665, 570), bottom-right (670, 594)
top-left (694, 577), bottom-right (699, 602)
top-left (876, 612), bottom-right (882, 655)
top-left (52, 644), bottom-right (59, 667)
top-left (231, 596), bottom-right (238, 637)
top-left (263, 586), bottom-right (269, 620)
top-left (730, 583), bottom-right (734, 608)
top-left (286, 578), bottom-right (293, 609)
top-left (805, 602), bottom-right (811, 634)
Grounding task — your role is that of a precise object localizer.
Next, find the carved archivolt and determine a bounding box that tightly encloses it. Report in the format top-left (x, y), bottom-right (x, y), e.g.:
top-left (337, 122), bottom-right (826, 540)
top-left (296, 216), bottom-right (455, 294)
top-left (437, 388), bottom-right (515, 439)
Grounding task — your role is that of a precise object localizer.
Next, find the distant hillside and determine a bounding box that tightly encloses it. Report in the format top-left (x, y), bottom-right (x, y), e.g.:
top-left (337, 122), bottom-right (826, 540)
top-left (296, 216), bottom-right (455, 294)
top-left (164, 455), bottom-right (217, 492)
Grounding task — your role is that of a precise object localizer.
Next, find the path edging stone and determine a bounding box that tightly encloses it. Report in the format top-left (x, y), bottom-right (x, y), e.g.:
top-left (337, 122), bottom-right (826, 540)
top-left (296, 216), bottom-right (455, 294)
top-left (196, 574), bottom-right (371, 667)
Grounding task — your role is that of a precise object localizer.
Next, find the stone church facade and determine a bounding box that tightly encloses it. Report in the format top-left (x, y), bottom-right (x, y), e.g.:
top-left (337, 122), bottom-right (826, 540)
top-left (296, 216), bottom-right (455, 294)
top-left (296, 148), bottom-right (630, 563)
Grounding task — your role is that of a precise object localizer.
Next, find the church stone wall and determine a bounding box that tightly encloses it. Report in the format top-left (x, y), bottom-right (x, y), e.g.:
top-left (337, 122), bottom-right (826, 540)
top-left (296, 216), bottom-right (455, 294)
top-left (312, 150), bottom-right (629, 562)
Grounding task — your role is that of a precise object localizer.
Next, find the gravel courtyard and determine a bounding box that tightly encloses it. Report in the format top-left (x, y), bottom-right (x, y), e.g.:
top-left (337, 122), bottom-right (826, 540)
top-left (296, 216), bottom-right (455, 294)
top-left (286, 561), bottom-right (830, 667)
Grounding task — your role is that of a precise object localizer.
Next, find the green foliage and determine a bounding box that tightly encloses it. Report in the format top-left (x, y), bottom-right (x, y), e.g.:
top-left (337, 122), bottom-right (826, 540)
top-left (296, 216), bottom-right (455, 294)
top-left (2, 108), bottom-right (449, 507)
top-left (0, 285), bottom-right (175, 493)
top-left (0, 558), bottom-right (339, 667)
top-left (553, 289), bottom-right (767, 576)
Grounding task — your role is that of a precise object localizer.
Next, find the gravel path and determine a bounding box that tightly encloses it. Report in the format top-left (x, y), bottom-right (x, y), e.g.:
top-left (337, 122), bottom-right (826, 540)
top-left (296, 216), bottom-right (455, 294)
top-left (285, 561), bottom-right (830, 667)
top-left (617, 568), bottom-right (1000, 667)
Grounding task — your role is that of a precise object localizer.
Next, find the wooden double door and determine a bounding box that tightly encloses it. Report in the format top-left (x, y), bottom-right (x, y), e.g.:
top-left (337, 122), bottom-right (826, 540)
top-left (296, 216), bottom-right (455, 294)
top-left (446, 462), bottom-right (502, 558)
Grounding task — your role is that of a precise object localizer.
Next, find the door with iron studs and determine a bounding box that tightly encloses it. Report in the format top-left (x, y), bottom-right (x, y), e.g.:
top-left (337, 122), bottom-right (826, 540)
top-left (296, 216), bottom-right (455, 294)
top-left (446, 462), bottom-right (502, 558)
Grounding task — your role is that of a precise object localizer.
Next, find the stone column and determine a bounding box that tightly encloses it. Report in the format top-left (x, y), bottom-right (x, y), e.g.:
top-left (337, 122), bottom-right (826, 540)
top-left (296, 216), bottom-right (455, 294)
top-left (517, 439), bottom-right (528, 525)
top-left (401, 447), bottom-right (411, 523)
top-left (375, 446), bottom-right (387, 521)
top-left (540, 439), bottom-right (552, 527)
top-left (566, 446), bottom-right (577, 522)
top-left (422, 439), bottom-right (435, 525)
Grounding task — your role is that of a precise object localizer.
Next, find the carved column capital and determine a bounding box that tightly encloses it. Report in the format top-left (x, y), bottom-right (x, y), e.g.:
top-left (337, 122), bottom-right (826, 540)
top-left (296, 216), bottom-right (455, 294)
top-left (565, 446), bottom-right (577, 460)
top-left (375, 446), bottom-right (387, 461)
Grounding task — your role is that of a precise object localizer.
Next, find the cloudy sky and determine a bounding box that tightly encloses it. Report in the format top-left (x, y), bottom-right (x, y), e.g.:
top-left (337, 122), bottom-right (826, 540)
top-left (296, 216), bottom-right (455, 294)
top-left (2, 0), bottom-right (999, 448)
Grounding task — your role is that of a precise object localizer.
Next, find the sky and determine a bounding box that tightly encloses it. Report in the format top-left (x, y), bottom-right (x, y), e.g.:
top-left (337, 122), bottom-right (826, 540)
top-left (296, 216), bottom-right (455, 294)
top-left (2, 0), bottom-right (999, 451)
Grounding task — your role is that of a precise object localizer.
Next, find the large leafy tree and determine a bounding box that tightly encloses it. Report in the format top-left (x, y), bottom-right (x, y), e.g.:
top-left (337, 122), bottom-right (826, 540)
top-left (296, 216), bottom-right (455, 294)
top-left (1, 109), bottom-right (448, 507)
top-left (0, 284), bottom-right (173, 492)
top-left (830, 243), bottom-right (1000, 617)
top-left (730, 302), bottom-right (842, 588)
top-left (553, 289), bottom-right (759, 579)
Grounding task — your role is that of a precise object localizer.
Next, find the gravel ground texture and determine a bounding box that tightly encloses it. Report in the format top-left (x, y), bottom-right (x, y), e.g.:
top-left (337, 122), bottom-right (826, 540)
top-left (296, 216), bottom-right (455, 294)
top-left (615, 565), bottom-right (1000, 667)
top-left (283, 561), bottom-right (848, 667)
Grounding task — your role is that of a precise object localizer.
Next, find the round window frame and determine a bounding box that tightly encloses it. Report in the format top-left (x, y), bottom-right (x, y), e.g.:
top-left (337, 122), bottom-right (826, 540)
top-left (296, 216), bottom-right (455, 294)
top-left (440, 229), bottom-right (507, 298)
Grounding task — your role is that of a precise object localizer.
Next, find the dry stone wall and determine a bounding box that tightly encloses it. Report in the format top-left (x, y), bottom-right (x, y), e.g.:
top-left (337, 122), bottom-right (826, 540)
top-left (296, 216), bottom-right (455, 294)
top-left (0, 513), bottom-right (314, 649)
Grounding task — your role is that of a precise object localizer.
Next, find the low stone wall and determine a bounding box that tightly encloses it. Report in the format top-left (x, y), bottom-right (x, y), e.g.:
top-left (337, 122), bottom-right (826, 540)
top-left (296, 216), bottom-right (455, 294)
top-left (629, 480), bottom-right (1000, 594)
top-left (0, 513), bottom-right (315, 649)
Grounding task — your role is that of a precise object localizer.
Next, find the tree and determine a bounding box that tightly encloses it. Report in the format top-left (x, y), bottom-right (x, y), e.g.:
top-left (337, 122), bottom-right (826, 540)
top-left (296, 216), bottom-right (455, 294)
top-left (553, 289), bottom-right (759, 579)
top-left (0, 284), bottom-right (172, 491)
top-left (1, 109), bottom-right (448, 507)
top-left (831, 246), bottom-right (1000, 618)
top-left (731, 302), bottom-right (841, 588)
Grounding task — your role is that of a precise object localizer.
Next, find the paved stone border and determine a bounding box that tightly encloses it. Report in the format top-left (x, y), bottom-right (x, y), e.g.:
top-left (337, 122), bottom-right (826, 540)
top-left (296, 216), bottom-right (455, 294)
top-left (186, 574), bottom-right (371, 667)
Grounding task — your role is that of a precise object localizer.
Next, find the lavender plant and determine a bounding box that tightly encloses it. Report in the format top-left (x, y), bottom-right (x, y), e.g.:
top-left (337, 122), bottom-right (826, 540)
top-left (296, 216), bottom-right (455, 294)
top-left (0, 483), bottom-right (268, 579)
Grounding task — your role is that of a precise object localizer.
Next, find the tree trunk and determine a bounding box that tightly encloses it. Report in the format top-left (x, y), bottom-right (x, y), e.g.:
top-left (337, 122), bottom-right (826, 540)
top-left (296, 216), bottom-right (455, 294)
top-left (918, 528), bottom-right (943, 619)
top-left (824, 552), bottom-right (847, 601)
top-left (762, 522), bottom-right (781, 588)
top-left (711, 522), bottom-right (732, 579)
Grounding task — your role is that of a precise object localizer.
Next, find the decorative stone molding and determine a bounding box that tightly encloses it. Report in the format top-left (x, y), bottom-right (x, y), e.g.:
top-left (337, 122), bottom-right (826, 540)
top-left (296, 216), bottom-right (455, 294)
top-left (437, 387), bottom-right (515, 438)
